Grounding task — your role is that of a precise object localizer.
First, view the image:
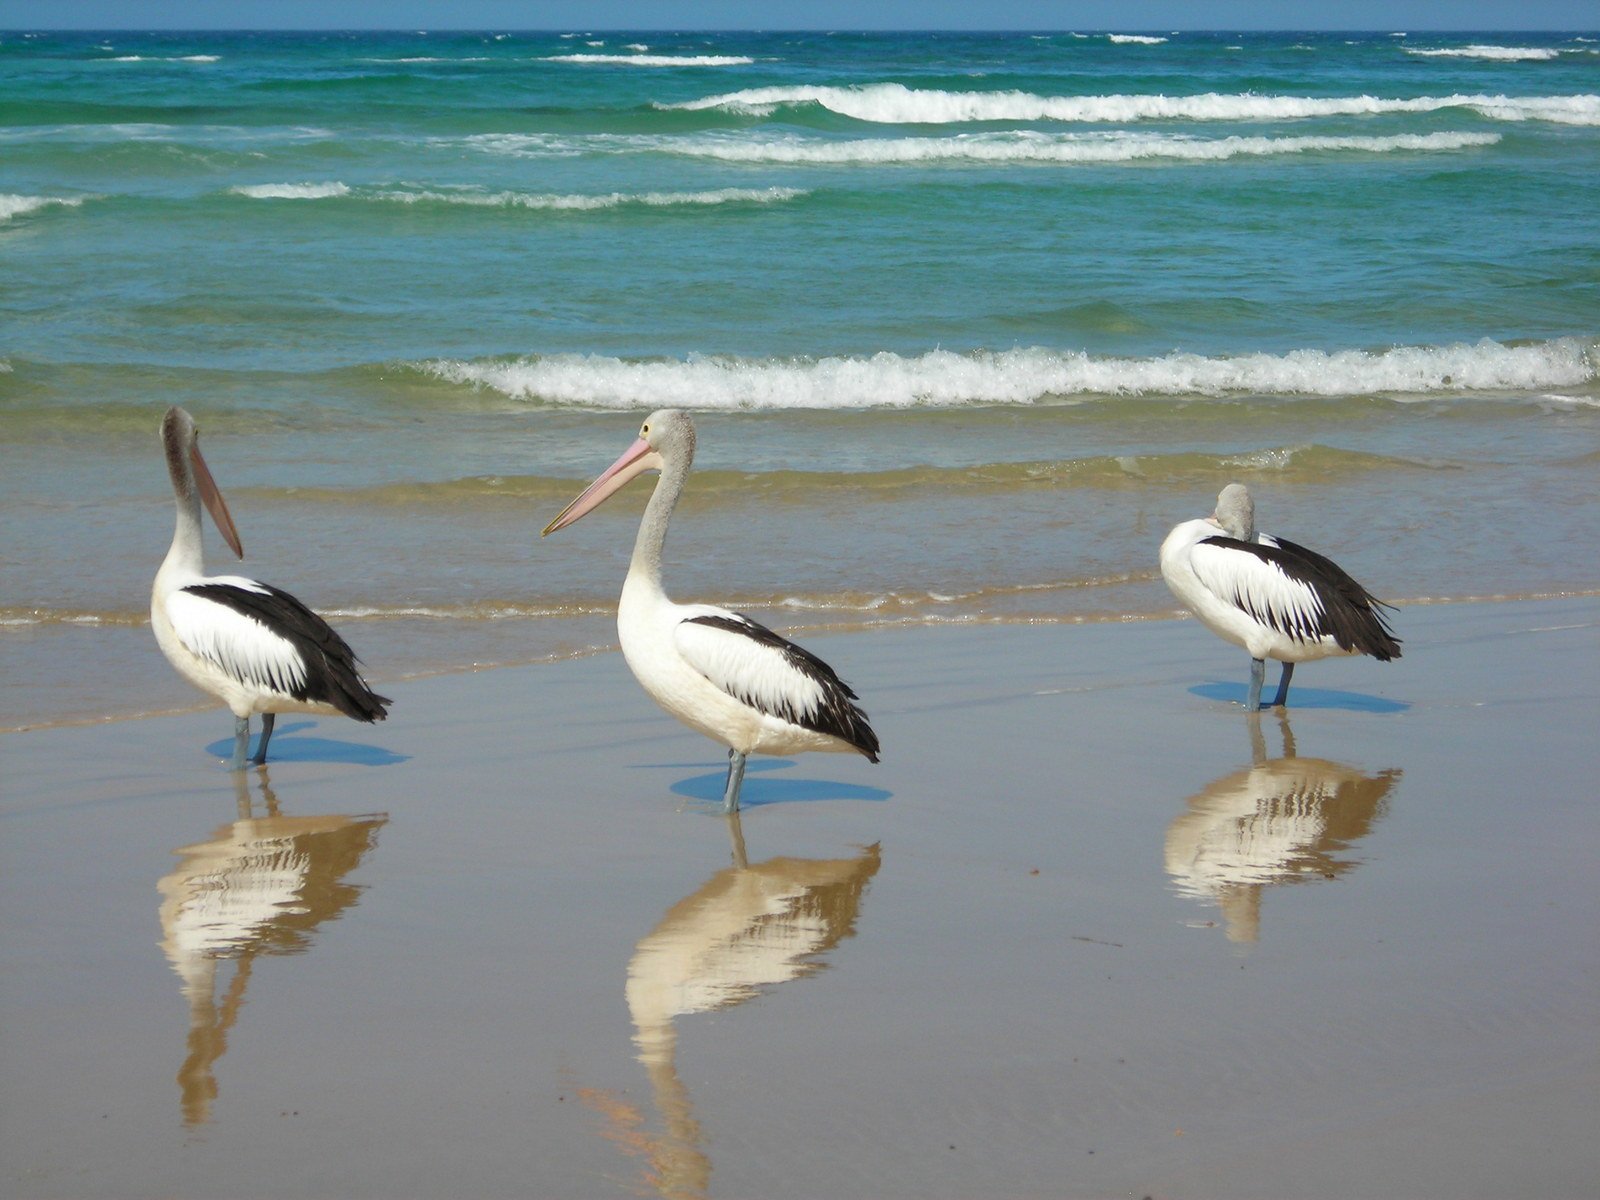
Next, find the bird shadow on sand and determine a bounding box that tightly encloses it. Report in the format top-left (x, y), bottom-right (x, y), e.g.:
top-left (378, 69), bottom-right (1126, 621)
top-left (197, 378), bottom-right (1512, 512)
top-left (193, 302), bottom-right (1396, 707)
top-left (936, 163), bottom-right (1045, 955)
top-left (204, 721), bottom-right (409, 767)
top-left (636, 758), bottom-right (892, 809)
top-left (1190, 683), bottom-right (1409, 713)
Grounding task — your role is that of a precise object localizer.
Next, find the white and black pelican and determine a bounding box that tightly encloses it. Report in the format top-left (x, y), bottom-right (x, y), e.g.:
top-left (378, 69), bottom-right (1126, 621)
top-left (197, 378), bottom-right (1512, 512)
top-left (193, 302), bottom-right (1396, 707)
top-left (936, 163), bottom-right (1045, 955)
top-left (1159, 483), bottom-right (1401, 710)
top-left (542, 409), bottom-right (880, 811)
top-left (151, 406), bottom-right (390, 768)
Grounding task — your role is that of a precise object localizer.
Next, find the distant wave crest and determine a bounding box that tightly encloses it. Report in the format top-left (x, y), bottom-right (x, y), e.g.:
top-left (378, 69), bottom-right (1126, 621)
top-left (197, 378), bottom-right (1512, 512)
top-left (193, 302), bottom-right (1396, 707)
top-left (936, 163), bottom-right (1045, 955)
top-left (229, 182), bottom-right (806, 209)
top-left (667, 84), bottom-right (1600, 126)
top-left (412, 339), bottom-right (1597, 410)
top-left (544, 52), bottom-right (753, 66)
top-left (0, 193), bottom-right (88, 221)
top-left (667, 130), bottom-right (1499, 165)
top-left (107, 54), bottom-right (220, 62)
top-left (1405, 44), bottom-right (1563, 61)
top-left (231, 181), bottom-right (352, 199)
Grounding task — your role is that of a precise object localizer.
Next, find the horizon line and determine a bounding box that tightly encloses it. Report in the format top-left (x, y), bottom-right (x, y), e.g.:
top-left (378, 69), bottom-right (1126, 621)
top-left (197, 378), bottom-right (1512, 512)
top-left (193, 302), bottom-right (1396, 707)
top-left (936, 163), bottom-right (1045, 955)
top-left (4, 26), bottom-right (1596, 35)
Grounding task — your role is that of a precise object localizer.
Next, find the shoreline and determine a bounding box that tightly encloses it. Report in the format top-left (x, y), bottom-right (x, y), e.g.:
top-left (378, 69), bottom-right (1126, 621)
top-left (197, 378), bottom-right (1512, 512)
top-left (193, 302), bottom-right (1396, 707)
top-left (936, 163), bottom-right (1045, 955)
top-left (8, 587), bottom-right (1599, 734)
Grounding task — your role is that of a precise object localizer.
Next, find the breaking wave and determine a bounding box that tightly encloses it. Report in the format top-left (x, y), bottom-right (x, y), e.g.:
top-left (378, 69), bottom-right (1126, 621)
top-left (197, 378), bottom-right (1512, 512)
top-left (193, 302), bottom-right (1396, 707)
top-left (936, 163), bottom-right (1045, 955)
top-left (411, 339), bottom-right (1597, 411)
top-left (1405, 44), bottom-right (1563, 61)
top-left (544, 52), bottom-right (754, 66)
top-left (229, 182), bottom-right (806, 209)
top-left (107, 54), bottom-right (220, 62)
top-left (665, 84), bottom-right (1600, 127)
top-left (0, 193), bottom-right (88, 221)
top-left (231, 181), bottom-right (352, 199)
top-left (665, 130), bottom-right (1500, 165)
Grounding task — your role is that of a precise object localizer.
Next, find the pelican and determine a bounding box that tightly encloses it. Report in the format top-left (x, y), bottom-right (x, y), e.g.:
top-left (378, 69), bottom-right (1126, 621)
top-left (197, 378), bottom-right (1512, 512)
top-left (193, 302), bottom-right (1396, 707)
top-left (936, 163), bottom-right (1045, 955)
top-left (542, 409), bottom-right (880, 812)
top-left (1159, 483), bottom-right (1401, 710)
top-left (151, 406), bottom-right (390, 768)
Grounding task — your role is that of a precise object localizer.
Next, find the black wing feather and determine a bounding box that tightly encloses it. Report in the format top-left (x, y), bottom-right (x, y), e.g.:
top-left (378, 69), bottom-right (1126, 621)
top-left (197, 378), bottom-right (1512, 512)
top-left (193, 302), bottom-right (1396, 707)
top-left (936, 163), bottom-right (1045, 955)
top-left (684, 613), bottom-right (880, 761)
top-left (184, 582), bottom-right (391, 720)
top-left (1199, 536), bottom-right (1402, 660)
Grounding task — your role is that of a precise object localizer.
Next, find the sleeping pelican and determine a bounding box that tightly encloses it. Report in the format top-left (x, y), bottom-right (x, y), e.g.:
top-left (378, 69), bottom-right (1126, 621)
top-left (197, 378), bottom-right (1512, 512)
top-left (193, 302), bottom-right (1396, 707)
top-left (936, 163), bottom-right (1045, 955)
top-left (151, 406), bottom-right (390, 768)
top-left (1159, 483), bottom-right (1400, 710)
top-left (542, 410), bottom-right (879, 811)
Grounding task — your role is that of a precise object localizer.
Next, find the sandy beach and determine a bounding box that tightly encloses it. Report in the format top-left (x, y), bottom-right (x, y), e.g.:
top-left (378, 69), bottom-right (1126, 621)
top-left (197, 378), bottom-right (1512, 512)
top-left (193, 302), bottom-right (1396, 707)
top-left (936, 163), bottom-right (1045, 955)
top-left (7, 22), bottom-right (1598, 1199)
top-left (2, 596), bottom-right (1595, 1199)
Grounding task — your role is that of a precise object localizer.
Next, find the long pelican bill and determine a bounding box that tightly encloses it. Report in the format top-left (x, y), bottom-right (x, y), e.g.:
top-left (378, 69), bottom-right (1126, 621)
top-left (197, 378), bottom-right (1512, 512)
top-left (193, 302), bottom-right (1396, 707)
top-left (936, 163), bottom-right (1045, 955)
top-left (190, 441), bottom-right (244, 559)
top-left (542, 436), bottom-right (662, 536)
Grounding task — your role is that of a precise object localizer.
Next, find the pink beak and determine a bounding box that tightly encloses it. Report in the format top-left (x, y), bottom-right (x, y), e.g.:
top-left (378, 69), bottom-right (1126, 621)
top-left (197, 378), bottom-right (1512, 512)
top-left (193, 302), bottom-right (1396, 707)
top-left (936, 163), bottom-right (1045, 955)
top-left (191, 441), bottom-right (244, 559)
top-left (542, 436), bottom-right (663, 536)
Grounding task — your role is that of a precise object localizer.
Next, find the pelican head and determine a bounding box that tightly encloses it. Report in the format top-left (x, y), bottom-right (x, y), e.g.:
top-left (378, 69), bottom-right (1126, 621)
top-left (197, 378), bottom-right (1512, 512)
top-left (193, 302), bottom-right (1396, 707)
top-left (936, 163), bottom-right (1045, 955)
top-left (163, 405), bottom-right (243, 558)
top-left (543, 409), bottom-right (696, 536)
top-left (1210, 482), bottom-right (1255, 542)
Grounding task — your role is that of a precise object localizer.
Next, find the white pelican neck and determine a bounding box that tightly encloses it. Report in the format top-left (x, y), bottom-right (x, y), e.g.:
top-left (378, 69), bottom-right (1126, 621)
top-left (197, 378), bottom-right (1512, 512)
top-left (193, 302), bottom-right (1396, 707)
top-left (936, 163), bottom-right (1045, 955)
top-left (162, 417), bottom-right (206, 579)
top-left (627, 439), bottom-right (691, 594)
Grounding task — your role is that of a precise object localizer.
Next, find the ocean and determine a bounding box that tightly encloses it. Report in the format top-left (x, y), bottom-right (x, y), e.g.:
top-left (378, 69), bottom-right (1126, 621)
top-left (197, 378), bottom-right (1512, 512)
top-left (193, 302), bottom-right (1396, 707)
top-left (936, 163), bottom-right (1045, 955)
top-left (3, 27), bottom-right (1597, 729)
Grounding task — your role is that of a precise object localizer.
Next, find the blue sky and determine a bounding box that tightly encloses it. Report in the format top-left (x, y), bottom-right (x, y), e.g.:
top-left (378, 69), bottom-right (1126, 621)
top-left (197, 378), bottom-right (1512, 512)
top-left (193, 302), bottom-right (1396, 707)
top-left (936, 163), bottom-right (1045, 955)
top-left (3, 2), bottom-right (1595, 31)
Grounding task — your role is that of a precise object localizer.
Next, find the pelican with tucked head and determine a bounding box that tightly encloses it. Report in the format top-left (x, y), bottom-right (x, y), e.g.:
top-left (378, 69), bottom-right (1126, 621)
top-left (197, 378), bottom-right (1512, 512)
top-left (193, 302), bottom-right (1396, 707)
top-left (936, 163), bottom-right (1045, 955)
top-left (543, 410), bottom-right (880, 811)
top-left (1160, 483), bottom-right (1401, 710)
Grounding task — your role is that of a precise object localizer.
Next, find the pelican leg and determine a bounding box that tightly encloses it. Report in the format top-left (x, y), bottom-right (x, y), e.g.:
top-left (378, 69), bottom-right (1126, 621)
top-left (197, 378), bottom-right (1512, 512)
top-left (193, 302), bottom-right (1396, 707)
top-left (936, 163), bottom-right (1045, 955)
top-left (1271, 662), bottom-right (1295, 709)
top-left (251, 713), bottom-right (276, 765)
top-left (723, 749), bottom-right (747, 813)
top-left (1247, 658), bottom-right (1266, 711)
top-left (231, 715), bottom-right (250, 770)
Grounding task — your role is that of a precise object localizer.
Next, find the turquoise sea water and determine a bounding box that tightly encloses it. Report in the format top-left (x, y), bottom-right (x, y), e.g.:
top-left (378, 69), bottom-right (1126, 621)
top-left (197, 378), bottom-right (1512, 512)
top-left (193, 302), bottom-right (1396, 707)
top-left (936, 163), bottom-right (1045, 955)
top-left (3, 28), bottom-right (1598, 726)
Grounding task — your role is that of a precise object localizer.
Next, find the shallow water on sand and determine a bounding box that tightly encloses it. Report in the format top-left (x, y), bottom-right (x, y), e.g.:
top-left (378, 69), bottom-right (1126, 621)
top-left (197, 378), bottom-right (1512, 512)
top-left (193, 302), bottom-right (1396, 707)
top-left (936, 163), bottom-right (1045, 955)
top-left (5, 397), bottom-right (1597, 729)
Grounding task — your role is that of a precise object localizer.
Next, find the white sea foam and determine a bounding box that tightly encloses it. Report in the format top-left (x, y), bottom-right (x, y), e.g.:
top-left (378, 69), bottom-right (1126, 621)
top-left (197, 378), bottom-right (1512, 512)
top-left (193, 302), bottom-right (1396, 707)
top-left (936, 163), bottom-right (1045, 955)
top-left (1, 122), bottom-right (336, 145)
top-left (544, 52), bottom-right (754, 66)
top-left (108, 54), bottom-right (219, 62)
top-left (414, 339), bottom-right (1597, 411)
top-left (375, 185), bottom-right (806, 209)
top-left (231, 182), bottom-right (352, 200)
top-left (1107, 34), bottom-right (1168, 45)
top-left (227, 182), bottom-right (804, 209)
top-left (459, 132), bottom-right (579, 158)
top-left (667, 129), bottom-right (1499, 166)
top-left (667, 84), bottom-right (1600, 126)
top-left (0, 194), bottom-right (87, 221)
top-left (1406, 44), bottom-right (1562, 61)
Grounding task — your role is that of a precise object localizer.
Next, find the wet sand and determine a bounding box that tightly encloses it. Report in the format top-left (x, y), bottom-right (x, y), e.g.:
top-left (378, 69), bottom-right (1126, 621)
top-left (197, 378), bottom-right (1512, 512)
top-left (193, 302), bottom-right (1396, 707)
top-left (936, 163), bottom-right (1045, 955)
top-left (2, 598), bottom-right (1596, 1200)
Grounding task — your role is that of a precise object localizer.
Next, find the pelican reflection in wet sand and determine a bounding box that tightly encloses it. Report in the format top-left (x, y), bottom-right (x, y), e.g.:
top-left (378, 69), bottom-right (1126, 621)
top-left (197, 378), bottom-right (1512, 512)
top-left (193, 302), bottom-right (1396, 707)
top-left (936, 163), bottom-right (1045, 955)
top-left (152, 406), bottom-right (391, 768)
top-left (158, 768), bottom-right (387, 1125)
top-left (543, 410), bottom-right (880, 812)
top-left (1160, 483), bottom-right (1401, 710)
top-left (1165, 711), bottom-right (1398, 943)
top-left (614, 813), bottom-right (880, 1198)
